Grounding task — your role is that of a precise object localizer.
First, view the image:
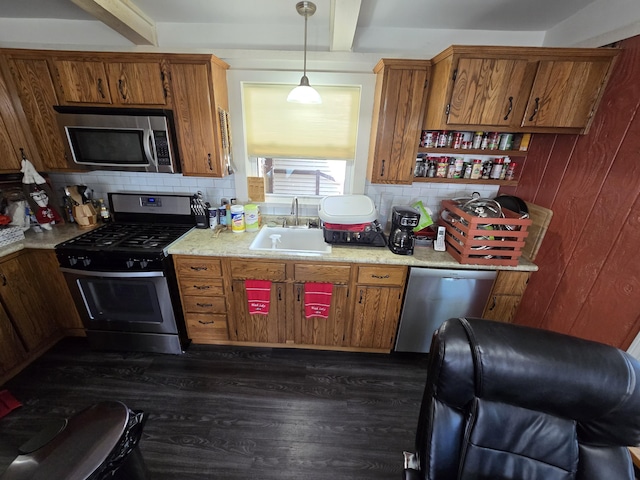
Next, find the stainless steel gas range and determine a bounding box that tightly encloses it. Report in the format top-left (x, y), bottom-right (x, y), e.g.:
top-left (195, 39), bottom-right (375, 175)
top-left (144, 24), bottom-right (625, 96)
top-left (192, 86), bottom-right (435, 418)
top-left (55, 193), bottom-right (195, 354)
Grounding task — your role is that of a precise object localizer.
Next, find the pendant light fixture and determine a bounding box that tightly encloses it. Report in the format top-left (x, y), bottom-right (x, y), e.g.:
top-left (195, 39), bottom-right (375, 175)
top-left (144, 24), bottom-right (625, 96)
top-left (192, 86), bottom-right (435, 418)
top-left (287, 1), bottom-right (322, 104)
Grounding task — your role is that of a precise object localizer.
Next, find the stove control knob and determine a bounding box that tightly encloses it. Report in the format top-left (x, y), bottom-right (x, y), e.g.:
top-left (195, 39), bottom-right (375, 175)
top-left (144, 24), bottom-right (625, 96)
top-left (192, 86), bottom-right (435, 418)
top-left (140, 260), bottom-right (149, 269)
top-left (68, 256), bottom-right (77, 266)
top-left (126, 259), bottom-right (135, 269)
top-left (81, 258), bottom-right (91, 267)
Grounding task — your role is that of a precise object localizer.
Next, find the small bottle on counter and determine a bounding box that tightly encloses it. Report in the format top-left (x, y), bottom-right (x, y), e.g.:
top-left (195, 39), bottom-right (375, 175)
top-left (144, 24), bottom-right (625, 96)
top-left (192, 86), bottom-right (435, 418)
top-left (98, 198), bottom-right (111, 222)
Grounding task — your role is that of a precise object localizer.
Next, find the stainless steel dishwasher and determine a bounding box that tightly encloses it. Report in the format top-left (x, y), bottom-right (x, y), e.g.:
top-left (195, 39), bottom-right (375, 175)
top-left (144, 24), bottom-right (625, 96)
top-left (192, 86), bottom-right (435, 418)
top-left (395, 268), bottom-right (497, 353)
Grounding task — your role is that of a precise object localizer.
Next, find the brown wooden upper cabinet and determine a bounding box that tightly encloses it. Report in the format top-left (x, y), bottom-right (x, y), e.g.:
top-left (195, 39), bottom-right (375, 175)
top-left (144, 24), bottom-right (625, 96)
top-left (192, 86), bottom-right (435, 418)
top-left (0, 59), bottom-right (41, 171)
top-left (167, 55), bottom-right (232, 177)
top-left (2, 52), bottom-right (69, 171)
top-left (367, 59), bottom-right (430, 184)
top-left (423, 45), bottom-right (619, 134)
top-left (52, 56), bottom-right (169, 106)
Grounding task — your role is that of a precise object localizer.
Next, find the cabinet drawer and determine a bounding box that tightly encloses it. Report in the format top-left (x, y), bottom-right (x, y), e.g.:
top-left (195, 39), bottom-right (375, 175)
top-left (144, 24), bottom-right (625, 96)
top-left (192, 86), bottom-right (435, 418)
top-left (491, 271), bottom-right (530, 295)
top-left (357, 266), bottom-right (407, 286)
top-left (175, 257), bottom-right (222, 277)
top-left (229, 260), bottom-right (286, 281)
top-left (294, 264), bottom-right (351, 284)
top-left (179, 278), bottom-right (224, 296)
top-left (182, 295), bottom-right (226, 314)
top-left (185, 313), bottom-right (229, 342)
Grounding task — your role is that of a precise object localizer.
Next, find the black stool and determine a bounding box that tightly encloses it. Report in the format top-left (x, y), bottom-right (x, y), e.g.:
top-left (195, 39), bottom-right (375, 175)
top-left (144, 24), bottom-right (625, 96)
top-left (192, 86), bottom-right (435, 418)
top-left (1, 401), bottom-right (148, 480)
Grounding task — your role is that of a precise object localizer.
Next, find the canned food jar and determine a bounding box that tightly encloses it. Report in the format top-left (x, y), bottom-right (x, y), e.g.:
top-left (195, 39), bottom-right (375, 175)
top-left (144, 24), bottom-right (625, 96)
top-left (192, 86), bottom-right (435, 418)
top-left (470, 159), bottom-right (483, 179)
top-left (230, 205), bottom-right (245, 233)
top-left (436, 158), bottom-right (448, 178)
top-left (473, 132), bottom-right (484, 149)
top-left (499, 133), bottom-right (514, 150)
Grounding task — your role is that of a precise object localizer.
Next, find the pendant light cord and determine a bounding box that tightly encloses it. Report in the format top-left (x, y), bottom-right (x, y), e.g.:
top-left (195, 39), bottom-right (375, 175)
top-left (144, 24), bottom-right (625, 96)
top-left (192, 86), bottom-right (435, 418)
top-left (303, 10), bottom-right (308, 78)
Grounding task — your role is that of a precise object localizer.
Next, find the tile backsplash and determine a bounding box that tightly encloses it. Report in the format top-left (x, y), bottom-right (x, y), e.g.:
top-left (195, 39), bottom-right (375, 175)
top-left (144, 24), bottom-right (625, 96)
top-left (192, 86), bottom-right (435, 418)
top-left (48, 171), bottom-right (499, 221)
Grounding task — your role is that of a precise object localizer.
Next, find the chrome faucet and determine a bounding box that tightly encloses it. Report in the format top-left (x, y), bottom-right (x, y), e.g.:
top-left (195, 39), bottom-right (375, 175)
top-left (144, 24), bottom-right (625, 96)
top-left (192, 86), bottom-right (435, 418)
top-left (291, 197), bottom-right (299, 226)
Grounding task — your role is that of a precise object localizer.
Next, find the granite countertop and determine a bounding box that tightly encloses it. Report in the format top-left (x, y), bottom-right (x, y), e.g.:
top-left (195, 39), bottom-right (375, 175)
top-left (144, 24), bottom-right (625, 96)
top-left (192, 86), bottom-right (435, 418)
top-left (168, 226), bottom-right (538, 272)
top-left (0, 223), bottom-right (96, 257)
top-left (3, 222), bottom-right (538, 272)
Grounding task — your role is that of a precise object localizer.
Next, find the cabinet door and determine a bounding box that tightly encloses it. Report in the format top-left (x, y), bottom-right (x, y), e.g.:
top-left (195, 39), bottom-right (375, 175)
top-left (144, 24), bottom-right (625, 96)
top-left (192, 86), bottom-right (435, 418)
top-left (29, 250), bottom-right (84, 332)
top-left (0, 253), bottom-right (60, 352)
top-left (522, 60), bottom-right (612, 129)
top-left (231, 279), bottom-right (286, 343)
top-left (6, 57), bottom-right (68, 170)
top-left (482, 271), bottom-right (530, 323)
top-left (447, 57), bottom-right (530, 127)
top-left (105, 61), bottom-right (168, 105)
top-left (369, 60), bottom-right (429, 184)
top-left (351, 286), bottom-right (403, 350)
top-left (293, 283), bottom-right (350, 347)
top-left (0, 302), bottom-right (27, 376)
top-left (55, 60), bottom-right (112, 104)
top-left (0, 66), bottom-right (30, 171)
top-left (170, 62), bottom-right (223, 177)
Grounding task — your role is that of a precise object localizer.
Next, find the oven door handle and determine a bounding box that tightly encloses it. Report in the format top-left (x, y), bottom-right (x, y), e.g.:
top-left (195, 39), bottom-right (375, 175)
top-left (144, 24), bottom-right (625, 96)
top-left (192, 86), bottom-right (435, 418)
top-left (60, 268), bottom-right (165, 278)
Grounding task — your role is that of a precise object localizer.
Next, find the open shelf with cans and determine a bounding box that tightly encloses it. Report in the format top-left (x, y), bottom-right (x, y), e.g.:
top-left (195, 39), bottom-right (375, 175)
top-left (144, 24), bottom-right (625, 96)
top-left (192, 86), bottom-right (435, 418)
top-left (413, 130), bottom-right (531, 185)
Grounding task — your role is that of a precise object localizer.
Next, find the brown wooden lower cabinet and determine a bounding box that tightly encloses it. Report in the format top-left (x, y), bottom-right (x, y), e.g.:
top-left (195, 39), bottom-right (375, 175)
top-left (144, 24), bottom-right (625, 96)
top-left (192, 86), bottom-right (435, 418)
top-left (0, 302), bottom-right (27, 377)
top-left (293, 283), bottom-right (351, 347)
top-left (230, 279), bottom-right (287, 343)
top-left (351, 286), bottom-right (404, 349)
top-left (482, 271), bottom-right (531, 323)
top-left (173, 255), bottom-right (529, 352)
top-left (0, 249), bottom-right (81, 384)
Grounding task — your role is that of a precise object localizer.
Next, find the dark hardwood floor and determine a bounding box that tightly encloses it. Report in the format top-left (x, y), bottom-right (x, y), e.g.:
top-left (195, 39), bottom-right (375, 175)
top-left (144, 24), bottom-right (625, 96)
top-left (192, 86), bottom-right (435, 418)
top-left (0, 338), bottom-right (429, 479)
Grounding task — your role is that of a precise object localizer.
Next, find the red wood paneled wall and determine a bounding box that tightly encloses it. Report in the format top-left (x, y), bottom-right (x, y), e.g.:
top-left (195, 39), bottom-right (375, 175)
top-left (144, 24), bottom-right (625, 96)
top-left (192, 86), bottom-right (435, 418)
top-left (499, 35), bottom-right (640, 349)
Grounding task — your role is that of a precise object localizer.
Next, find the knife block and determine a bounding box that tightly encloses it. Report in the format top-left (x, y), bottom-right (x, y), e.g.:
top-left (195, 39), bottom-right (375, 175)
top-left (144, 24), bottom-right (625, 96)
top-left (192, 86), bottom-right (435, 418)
top-left (73, 204), bottom-right (98, 228)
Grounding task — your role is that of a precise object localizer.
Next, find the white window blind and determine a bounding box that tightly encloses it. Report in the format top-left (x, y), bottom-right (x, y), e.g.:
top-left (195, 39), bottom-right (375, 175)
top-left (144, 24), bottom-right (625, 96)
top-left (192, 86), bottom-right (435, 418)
top-left (243, 83), bottom-right (360, 160)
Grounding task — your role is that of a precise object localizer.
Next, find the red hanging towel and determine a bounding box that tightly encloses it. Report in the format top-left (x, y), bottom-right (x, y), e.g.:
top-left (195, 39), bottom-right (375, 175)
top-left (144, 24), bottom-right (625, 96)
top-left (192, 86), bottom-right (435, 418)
top-left (245, 279), bottom-right (272, 315)
top-left (304, 282), bottom-right (333, 319)
top-left (0, 390), bottom-right (22, 419)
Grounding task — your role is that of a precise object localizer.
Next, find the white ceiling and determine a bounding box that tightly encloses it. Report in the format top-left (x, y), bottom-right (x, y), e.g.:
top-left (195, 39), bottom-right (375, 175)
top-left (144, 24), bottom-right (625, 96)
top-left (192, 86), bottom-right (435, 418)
top-left (0, 0), bottom-right (638, 63)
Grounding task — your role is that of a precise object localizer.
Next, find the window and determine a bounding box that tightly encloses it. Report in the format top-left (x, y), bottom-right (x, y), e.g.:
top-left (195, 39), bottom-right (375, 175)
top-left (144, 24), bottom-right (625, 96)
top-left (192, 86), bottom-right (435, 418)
top-left (243, 82), bottom-right (360, 200)
top-left (257, 157), bottom-right (346, 197)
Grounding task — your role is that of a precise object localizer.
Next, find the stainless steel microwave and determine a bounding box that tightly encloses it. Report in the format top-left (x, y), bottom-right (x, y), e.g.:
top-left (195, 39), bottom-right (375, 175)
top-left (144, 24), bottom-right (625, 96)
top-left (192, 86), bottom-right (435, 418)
top-left (54, 106), bottom-right (180, 174)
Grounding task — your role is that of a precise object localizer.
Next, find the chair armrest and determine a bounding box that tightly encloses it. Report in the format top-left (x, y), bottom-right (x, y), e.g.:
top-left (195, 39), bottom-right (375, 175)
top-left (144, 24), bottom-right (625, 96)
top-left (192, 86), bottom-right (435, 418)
top-left (402, 468), bottom-right (422, 480)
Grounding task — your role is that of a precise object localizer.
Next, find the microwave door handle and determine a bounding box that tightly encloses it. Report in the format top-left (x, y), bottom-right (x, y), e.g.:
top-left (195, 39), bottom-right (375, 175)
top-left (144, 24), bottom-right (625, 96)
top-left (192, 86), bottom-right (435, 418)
top-left (144, 130), bottom-right (158, 169)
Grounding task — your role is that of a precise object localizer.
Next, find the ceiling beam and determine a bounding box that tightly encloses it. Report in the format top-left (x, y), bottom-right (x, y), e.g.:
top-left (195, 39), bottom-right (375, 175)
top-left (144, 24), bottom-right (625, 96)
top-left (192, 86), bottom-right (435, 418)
top-left (70, 0), bottom-right (157, 46)
top-left (330, 0), bottom-right (362, 52)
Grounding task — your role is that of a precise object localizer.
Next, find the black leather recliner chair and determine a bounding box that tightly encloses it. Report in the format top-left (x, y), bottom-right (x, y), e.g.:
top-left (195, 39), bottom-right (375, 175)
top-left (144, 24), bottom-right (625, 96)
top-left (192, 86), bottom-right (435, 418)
top-left (403, 317), bottom-right (640, 480)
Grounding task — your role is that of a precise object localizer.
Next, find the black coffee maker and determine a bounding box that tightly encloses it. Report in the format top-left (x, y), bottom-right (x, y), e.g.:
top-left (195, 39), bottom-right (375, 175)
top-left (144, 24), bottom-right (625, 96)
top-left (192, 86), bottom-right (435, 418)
top-left (388, 206), bottom-right (420, 255)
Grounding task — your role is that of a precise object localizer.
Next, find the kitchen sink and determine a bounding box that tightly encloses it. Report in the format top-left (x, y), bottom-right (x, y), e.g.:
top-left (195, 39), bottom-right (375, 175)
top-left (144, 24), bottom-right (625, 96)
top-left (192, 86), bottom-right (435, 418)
top-left (249, 226), bottom-right (332, 256)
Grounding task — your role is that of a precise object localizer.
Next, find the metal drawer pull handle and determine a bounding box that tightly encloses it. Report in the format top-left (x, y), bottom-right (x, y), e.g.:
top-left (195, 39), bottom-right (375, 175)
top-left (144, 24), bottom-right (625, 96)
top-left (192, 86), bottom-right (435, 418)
top-left (198, 320), bottom-right (215, 325)
top-left (196, 303), bottom-right (213, 307)
top-left (97, 78), bottom-right (106, 98)
top-left (194, 285), bottom-right (211, 290)
top-left (489, 296), bottom-right (497, 311)
top-left (190, 266), bottom-right (208, 271)
top-left (503, 96), bottom-right (513, 120)
top-left (528, 97), bottom-right (540, 122)
top-left (372, 274), bottom-right (390, 279)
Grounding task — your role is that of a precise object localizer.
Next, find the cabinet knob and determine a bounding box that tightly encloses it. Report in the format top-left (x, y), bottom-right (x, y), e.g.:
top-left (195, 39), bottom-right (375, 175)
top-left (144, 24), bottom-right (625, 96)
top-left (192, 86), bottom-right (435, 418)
top-left (198, 320), bottom-right (215, 325)
top-left (207, 153), bottom-right (213, 170)
top-left (0, 273), bottom-right (6, 286)
top-left (196, 303), bottom-right (213, 308)
top-left (380, 159), bottom-right (385, 177)
top-left (194, 285), bottom-right (211, 290)
top-left (190, 266), bottom-right (207, 271)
